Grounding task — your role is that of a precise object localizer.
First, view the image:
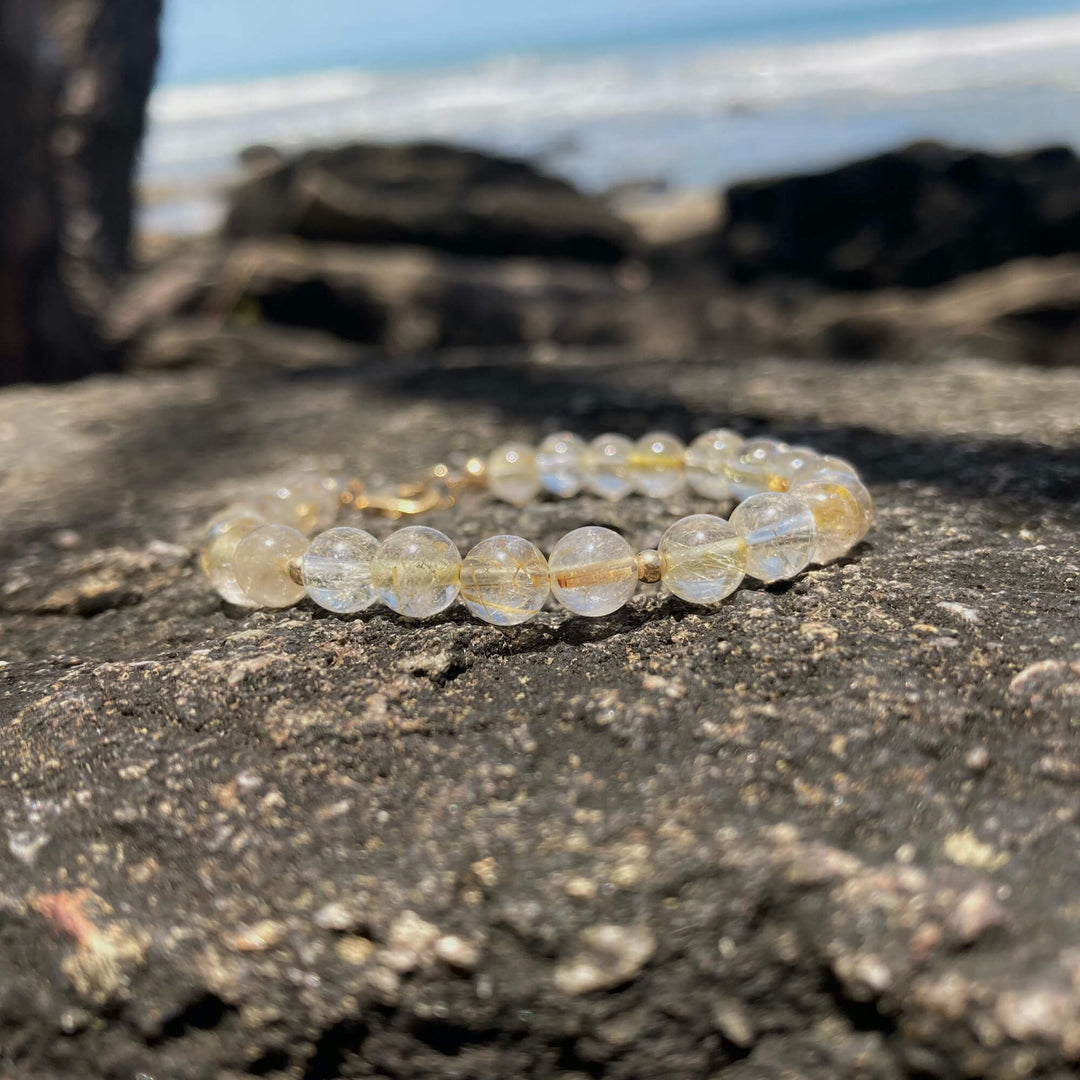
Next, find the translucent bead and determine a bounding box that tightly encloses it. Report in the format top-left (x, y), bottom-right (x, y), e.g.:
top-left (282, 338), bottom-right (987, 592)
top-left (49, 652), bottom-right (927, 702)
top-left (200, 507), bottom-right (267, 606)
top-left (252, 473), bottom-right (341, 534)
top-left (301, 526), bottom-right (379, 613)
top-left (371, 526), bottom-right (461, 618)
top-left (548, 526), bottom-right (638, 617)
top-left (629, 432), bottom-right (687, 498)
top-left (487, 443), bottom-right (542, 507)
top-left (232, 524), bottom-right (309, 608)
top-left (729, 492), bottom-right (817, 583)
top-left (724, 437), bottom-right (790, 500)
top-left (584, 434), bottom-right (634, 501)
top-left (536, 432), bottom-right (587, 498)
top-left (794, 473), bottom-right (874, 563)
top-left (460, 535), bottom-right (549, 625)
top-left (685, 429), bottom-right (743, 499)
top-left (811, 455), bottom-right (862, 485)
top-left (769, 446), bottom-right (820, 491)
top-left (658, 514), bottom-right (747, 605)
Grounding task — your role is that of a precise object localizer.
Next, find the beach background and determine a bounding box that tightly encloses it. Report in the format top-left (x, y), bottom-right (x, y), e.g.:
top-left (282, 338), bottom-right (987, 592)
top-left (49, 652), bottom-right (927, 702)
top-left (143, 0), bottom-right (1080, 236)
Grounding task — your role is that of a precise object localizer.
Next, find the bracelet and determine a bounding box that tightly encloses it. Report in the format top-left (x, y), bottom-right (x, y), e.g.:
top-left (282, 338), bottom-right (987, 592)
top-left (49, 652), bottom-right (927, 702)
top-left (199, 431), bottom-right (872, 624)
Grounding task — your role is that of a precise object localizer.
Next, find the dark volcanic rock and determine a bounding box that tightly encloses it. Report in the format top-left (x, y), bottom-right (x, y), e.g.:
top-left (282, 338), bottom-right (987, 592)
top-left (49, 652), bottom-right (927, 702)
top-left (721, 141), bottom-right (1080, 290)
top-left (224, 142), bottom-right (636, 264)
top-left (3, 351), bottom-right (1080, 1078)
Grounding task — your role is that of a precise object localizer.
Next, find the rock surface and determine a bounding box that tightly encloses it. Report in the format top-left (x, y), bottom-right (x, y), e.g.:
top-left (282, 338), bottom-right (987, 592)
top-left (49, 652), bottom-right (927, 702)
top-left (720, 141), bottom-right (1080, 290)
top-left (2, 349), bottom-right (1080, 1079)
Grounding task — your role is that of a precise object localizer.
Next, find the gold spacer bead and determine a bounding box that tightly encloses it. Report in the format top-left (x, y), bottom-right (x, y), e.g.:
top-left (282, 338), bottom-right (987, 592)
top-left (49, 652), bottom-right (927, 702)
top-left (287, 556), bottom-right (305, 586)
top-left (464, 456), bottom-right (487, 485)
top-left (636, 549), bottom-right (662, 584)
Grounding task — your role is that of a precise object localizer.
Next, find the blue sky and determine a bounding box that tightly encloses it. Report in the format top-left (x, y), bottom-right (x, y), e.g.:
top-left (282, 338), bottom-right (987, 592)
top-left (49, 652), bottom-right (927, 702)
top-left (158, 0), bottom-right (1080, 84)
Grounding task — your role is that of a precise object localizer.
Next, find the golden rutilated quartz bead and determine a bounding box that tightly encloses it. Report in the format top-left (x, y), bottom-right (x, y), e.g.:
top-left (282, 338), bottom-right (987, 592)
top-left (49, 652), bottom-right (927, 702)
top-left (548, 526), bottom-right (638, 617)
top-left (460, 534), bottom-right (549, 625)
top-left (232, 524), bottom-right (310, 608)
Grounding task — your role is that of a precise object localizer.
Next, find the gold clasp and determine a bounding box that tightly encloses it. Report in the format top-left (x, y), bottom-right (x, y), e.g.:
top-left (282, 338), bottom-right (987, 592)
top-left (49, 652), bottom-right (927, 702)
top-left (341, 457), bottom-right (487, 519)
top-left (354, 482), bottom-right (444, 518)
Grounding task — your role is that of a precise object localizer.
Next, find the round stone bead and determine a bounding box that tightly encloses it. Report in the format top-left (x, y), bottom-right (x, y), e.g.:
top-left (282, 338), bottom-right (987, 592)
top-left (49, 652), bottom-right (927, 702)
top-left (200, 507), bottom-right (267, 606)
top-left (685, 429), bottom-right (743, 499)
top-left (301, 526), bottom-right (379, 613)
top-left (232, 524), bottom-right (309, 608)
top-left (548, 526), bottom-right (638, 617)
top-left (584, 434), bottom-right (635, 501)
top-left (770, 446), bottom-right (820, 491)
top-left (794, 473), bottom-right (873, 563)
top-left (487, 442), bottom-right (542, 506)
top-left (460, 535), bottom-right (550, 625)
top-left (370, 526), bottom-right (461, 618)
top-left (630, 432), bottom-right (687, 498)
top-left (253, 473), bottom-right (341, 534)
top-left (536, 432), bottom-right (587, 497)
top-left (724, 438), bottom-right (790, 501)
top-left (658, 514), bottom-right (747, 605)
top-left (729, 492), bottom-right (818, 583)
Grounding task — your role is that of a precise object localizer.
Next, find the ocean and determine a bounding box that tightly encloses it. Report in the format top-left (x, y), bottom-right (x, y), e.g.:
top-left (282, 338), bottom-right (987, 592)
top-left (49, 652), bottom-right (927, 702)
top-left (142, 0), bottom-right (1080, 236)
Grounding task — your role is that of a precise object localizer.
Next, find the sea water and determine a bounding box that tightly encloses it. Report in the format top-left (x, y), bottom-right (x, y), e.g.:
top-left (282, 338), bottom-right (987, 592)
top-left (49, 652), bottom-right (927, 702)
top-left (142, 0), bottom-right (1080, 235)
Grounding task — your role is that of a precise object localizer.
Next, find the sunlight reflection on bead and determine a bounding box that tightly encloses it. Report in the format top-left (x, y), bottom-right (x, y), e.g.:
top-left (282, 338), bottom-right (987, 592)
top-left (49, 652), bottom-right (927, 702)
top-left (200, 508), bottom-right (267, 606)
top-left (460, 535), bottom-right (549, 625)
top-left (233, 524), bottom-right (310, 608)
top-left (371, 526), bottom-right (461, 618)
top-left (630, 432), bottom-right (686, 498)
top-left (548, 526), bottom-right (637, 617)
top-left (537, 431), bottom-right (587, 497)
top-left (658, 514), bottom-right (747, 604)
top-left (584, 434), bottom-right (635, 501)
top-left (302, 526), bottom-right (379, 613)
top-left (685, 429), bottom-right (743, 499)
top-left (487, 443), bottom-right (542, 506)
top-left (729, 492), bottom-right (817, 583)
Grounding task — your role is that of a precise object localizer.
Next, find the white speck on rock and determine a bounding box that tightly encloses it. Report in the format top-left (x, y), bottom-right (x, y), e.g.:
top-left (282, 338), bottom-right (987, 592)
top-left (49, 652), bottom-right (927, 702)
top-left (8, 830), bottom-right (50, 865)
top-left (554, 923), bottom-right (657, 996)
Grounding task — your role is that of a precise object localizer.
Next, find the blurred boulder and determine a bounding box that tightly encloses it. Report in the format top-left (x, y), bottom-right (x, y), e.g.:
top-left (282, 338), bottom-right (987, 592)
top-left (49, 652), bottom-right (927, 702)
top-left (721, 141), bottom-right (1080, 290)
top-left (224, 142), bottom-right (636, 264)
top-left (117, 239), bottom-right (635, 363)
top-left (0, 0), bottom-right (161, 384)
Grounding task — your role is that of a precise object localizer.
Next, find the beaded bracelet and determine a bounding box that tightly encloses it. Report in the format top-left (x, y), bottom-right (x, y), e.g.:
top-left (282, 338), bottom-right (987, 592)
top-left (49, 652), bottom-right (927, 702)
top-left (199, 431), bottom-right (872, 624)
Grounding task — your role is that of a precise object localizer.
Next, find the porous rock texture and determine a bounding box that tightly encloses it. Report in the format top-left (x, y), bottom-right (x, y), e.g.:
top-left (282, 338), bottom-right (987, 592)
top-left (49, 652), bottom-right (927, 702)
top-left (1, 349), bottom-right (1080, 1079)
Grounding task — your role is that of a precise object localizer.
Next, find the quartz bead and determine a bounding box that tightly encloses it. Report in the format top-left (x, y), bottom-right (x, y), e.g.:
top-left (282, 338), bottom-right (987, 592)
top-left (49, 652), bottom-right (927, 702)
top-left (630, 432), bottom-right (687, 498)
top-left (548, 526), bottom-right (638, 617)
top-left (200, 507), bottom-right (267, 606)
top-left (301, 526), bottom-right (379, 613)
top-left (233, 524), bottom-right (310, 608)
top-left (685, 429), bottom-right (743, 499)
top-left (770, 446), bottom-right (820, 491)
top-left (584, 434), bottom-right (635, 501)
top-left (724, 438), bottom-right (790, 500)
top-left (658, 514), bottom-right (747, 604)
top-left (487, 442), bottom-right (542, 506)
top-left (371, 526), bottom-right (461, 618)
top-left (794, 473), bottom-right (873, 563)
top-left (252, 473), bottom-right (341, 534)
top-left (460, 535), bottom-right (549, 625)
top-left (729, 492), bottom-right (817, 583)
top-left (536, 432), bottom-right (587, 497)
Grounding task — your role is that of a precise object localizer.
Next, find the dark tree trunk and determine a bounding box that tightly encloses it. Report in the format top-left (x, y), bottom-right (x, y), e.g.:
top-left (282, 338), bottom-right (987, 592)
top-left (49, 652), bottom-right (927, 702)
top-left (0, 0), bottom-right (161, 385)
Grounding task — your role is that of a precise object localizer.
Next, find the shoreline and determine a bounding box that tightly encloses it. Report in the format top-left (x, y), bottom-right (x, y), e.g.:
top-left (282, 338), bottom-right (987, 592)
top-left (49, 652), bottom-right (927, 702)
top-left (139, 9), bottom-right (1080, 240)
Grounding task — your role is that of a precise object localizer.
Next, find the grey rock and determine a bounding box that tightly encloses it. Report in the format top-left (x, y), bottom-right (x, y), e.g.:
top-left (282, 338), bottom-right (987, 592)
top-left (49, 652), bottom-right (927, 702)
top-left (2, 351), bottom-right (1080, 1078)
